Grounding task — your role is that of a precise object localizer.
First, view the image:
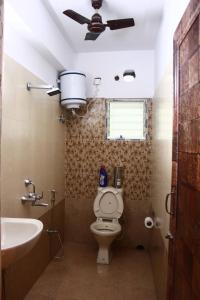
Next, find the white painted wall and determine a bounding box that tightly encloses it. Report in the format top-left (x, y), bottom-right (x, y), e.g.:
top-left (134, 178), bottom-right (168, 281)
top-left (4, 16), bottom-right (57, 85)
top-left (74, 50), bottom-right (154, 98)
top-left (155, 0), bottom-right (190, 86)
top-left (4, 0), bottom-right (75, 85)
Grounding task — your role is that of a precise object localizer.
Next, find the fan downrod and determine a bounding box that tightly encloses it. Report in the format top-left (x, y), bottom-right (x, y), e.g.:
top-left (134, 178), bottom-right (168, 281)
top-left (92, 0), bottom-right (103, 10)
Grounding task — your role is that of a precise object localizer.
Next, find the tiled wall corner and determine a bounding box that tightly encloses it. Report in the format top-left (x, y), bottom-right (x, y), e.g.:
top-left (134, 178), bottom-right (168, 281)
top-left (1, 55), bottom-right (65, 220)
top-left (64, 98), bottom-right (153, 248)
top-left (150, 62), bottom-right (173, 299)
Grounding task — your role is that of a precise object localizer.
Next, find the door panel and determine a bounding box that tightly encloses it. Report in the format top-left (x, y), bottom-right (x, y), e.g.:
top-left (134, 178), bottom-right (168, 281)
top-left (167, 1), bottom-right (200, 299)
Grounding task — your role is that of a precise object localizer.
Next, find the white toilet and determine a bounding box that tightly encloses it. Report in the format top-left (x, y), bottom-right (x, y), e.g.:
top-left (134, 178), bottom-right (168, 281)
top-left (90, 186), bottom-right (124, 264)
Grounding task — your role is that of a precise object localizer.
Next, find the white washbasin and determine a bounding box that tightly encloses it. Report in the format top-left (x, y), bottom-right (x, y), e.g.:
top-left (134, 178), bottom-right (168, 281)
top-left (1, 217), bottom-right (43, 269)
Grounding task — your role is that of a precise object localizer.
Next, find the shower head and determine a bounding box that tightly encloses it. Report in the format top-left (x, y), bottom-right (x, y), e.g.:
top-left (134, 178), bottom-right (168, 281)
top-left (27, 82), bottom-right (61, 97)
top-left (46, 87), bottom-right (61, 96)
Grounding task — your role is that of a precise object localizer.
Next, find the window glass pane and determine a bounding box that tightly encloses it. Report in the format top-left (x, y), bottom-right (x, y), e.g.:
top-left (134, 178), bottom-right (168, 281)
top-left (107, 100), bottom-right (146, 140)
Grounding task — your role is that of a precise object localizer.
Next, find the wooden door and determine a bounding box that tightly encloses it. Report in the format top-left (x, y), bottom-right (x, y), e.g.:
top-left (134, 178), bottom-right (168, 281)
top-left (167, 1), bottom-right (200, 299)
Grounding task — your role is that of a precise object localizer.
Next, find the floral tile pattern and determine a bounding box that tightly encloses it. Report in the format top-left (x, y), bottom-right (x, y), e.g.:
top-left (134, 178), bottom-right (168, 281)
top-left (65, 98), bottom-right (152, 247)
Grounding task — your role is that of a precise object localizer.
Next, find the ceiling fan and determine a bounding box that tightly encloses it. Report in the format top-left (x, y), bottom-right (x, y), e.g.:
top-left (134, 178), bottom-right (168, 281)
top-left (63, 0), bottom-right (135, 41)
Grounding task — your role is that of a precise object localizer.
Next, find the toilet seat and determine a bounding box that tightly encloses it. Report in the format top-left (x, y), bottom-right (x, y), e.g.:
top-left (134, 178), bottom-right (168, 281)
top-left (90, 221), bottom-right (121, 236)
top-left (93, 187), bottom-right (123, 219)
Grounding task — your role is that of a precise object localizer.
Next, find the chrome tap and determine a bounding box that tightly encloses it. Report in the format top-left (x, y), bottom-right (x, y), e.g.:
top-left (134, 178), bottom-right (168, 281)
top-left (21, 179), bottom-right (48, 207)
top-left (33, 200), bottom-right (48, 207)
top-left (24, 179), bottom-right (36, 193)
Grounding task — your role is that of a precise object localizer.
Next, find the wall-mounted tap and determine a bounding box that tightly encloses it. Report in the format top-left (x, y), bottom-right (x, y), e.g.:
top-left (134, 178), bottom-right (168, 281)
top-left (21, 179), bottom-right (48, 207)
top-left (24, 179), bottom-right (35, 193)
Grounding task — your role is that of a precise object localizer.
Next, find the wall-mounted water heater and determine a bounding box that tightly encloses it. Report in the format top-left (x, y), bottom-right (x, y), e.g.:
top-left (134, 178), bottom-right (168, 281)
top-left (59, 70), bottom-right (87, 110)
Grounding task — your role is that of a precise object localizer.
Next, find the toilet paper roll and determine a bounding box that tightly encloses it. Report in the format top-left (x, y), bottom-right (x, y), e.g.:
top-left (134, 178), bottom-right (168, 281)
top-left (144, 217), bottom-right (154, 229)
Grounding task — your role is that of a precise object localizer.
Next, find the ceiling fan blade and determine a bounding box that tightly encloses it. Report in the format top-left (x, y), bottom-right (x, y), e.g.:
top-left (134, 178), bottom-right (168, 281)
top-left (63, 10), bottom-right (90, 25)
top-left (85, 32), bottom-right (101, 41)
top-left (107, 18), bottom-right (135, 30)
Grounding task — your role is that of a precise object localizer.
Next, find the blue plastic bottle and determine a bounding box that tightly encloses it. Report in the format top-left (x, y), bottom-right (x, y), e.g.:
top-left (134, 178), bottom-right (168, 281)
top-left (99, 166), bottom-right (108, 187)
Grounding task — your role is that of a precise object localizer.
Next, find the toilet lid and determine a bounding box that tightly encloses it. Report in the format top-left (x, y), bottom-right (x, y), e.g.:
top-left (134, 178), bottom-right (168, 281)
top-left (94, 187), bottom-right (124, 219)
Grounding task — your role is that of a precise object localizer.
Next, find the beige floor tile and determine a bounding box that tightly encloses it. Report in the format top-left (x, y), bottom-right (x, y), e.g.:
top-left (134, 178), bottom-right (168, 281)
top-left (25, 242), bottom-right (156, 300)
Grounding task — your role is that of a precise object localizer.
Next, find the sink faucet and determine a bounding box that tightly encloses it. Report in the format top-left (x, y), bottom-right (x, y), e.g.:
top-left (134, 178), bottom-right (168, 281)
top-left (21, 179), bottom-right (48, 207)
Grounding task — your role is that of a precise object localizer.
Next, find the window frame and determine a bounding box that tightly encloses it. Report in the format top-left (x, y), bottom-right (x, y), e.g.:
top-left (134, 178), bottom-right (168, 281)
top-left (106, 98), bottom-right (148, 141)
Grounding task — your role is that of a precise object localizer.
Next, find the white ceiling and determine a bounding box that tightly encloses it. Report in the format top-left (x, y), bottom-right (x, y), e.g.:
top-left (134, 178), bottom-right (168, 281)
top-left (44, 0), bottom-right (165, 53)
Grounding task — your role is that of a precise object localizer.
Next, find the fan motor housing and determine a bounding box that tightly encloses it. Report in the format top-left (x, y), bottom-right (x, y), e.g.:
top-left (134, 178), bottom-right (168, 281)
top-left (88, 13), bottom-right (105, 33)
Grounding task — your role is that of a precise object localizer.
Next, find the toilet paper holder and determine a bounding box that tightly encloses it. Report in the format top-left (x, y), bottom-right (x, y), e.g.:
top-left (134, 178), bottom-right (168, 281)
top-left (144, 217), bottom-right (154, 229)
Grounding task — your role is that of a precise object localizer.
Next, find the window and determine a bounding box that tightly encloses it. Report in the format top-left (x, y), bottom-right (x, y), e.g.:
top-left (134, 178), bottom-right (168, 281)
top-left (106, 99), bottom-right (147, 140)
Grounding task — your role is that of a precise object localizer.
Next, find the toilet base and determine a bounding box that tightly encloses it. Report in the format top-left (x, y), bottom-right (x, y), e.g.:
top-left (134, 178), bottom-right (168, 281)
top-left (97, 247), bottom-right (112, 264)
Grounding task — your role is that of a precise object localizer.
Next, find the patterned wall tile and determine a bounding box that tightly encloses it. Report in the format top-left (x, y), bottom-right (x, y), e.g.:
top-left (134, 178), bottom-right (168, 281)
top-left (65, 99), bottom-right (152, 247)
top-left (65, 98), bottom-right (106, 139)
